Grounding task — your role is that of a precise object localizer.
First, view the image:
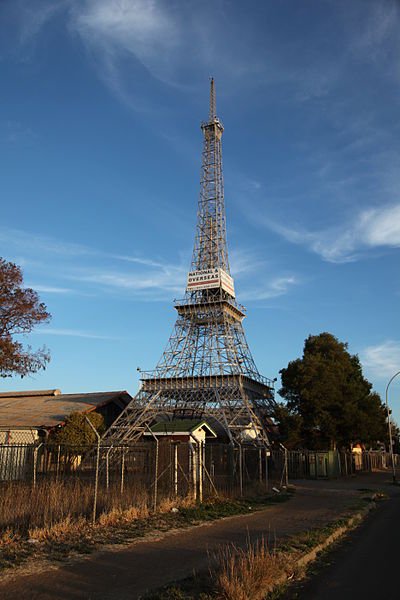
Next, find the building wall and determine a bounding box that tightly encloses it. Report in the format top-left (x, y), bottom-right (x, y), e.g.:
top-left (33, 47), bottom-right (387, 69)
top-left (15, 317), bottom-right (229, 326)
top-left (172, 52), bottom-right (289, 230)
top-left (0, 429), bottom-right (39, 444)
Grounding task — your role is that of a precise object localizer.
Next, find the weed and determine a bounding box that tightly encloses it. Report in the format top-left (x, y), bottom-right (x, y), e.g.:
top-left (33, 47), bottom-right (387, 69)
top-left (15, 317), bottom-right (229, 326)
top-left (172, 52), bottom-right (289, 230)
top-left (0, 485), bottom-right (288, 574)
top-left (145, 494), bottom-right (372, 600)
top-left (213, 537), bottom-right (294, 600)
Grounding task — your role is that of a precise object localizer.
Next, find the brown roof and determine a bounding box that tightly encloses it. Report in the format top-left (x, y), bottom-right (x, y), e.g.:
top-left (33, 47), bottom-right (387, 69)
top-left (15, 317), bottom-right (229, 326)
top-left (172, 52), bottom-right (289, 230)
top-left (0, 389), bottom-right (62, 399)
top-left (0, 389), bottom-right (132, 428)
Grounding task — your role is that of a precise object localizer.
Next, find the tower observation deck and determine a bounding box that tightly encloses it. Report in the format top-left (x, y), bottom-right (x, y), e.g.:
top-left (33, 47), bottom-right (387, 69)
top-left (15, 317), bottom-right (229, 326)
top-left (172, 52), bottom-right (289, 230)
top-left (104, 79), bottom-right (276, 447)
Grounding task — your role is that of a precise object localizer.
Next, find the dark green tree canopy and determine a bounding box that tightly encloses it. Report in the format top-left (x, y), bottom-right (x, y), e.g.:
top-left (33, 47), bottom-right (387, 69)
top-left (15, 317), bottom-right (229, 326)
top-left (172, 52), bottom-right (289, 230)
top-left (0, 258), bottom-right (51, 377)
top-left (49, 412), bottom-right (105, 453)
top-left (277, 332), bottom-right (387, 450)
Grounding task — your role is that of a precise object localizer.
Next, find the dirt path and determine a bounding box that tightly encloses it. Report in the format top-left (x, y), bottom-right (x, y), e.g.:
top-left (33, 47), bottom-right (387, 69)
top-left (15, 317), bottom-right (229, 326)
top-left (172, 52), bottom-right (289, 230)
top-left (0, 473), bottom-right (391, 600)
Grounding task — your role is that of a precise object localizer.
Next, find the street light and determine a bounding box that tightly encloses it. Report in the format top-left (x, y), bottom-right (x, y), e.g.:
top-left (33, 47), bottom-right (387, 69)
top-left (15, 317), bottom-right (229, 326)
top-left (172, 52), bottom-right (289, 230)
top-left (386, 370), bottom-right (400, 484)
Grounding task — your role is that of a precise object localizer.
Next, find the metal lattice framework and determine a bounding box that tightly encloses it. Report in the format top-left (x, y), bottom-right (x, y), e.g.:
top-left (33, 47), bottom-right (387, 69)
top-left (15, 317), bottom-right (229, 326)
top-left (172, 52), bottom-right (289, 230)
top-left (104, 79), bottom-right (276, 447)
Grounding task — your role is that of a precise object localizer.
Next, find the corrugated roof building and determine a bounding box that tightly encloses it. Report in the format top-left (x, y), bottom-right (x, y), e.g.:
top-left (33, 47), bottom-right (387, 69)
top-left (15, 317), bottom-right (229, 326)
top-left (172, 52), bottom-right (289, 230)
top-left (0, 389), bottom-right (132, 444)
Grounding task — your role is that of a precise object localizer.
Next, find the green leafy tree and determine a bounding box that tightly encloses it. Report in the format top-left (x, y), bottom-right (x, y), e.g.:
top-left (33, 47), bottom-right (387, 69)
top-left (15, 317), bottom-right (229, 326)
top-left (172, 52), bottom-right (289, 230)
top-left (0, 258), bottom-right (50, 377)
top-left (273, 403), bottom-right (304, 449)
top-left (390, 421), bottom-right (400, 454)
top-left (49, 412), bottom-right (105, 453)
top-left (277, 332), bottom-right (387, 450)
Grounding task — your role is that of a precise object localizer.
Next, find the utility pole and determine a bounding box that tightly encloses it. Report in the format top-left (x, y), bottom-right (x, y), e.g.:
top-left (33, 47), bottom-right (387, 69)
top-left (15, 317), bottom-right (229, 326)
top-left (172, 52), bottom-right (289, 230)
top-left (386, 371), bottom-right (400, 484)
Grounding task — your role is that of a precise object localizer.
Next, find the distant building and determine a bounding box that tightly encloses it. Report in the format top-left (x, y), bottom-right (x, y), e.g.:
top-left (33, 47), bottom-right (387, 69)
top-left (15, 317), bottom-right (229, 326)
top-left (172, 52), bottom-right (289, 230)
top-left (0, 389), bottom-right (132, 444)
top-left (145, 419), bottom-right (217, 444)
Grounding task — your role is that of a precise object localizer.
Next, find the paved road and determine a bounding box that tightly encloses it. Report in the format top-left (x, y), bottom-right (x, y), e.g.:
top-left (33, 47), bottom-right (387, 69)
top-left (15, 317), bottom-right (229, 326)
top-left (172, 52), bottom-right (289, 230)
top-left (0, 473), bottom-right (393, 600)
top-left (286, 482), bottom-right (400, 600)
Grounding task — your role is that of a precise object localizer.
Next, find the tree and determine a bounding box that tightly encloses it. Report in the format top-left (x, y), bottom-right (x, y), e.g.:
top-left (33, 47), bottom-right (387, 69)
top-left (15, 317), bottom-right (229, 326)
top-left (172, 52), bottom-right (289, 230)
top-left (49, 412), bottom-right (105, 453)
top-left (0, 258), bottom-right (51, 377)
top-left (277, 332), bottom-right (387, 450)
top-left (272, 403), bottom-right (304, 450)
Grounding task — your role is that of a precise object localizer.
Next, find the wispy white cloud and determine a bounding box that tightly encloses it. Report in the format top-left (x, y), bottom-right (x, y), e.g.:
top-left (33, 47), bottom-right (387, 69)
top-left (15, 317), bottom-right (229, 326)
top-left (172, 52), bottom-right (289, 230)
top-left (17, 0), bottom-right (68, 45)
top-left (71, 264), bottom-right (186, 298)
top-left (0, 227), bottom-right (167, 266)
top-left (0, 227), bottom-right (95, 258)
top-left (264, 203), bottom-right (400, 263)
top-left (34, 327), bottom-right (117, 340)
top-left (71, 0), bottom-right (177, 68)
top-left (360, 341), bottom-right (400, 379)
top-left (2, 226), bottom-right (187, 300)
top-left (348, 1), bottom-right (400, 68)
top-left (0, 121), bottom-right (37, 145)
top-left (13, 0), bottom-right (400, 99)
top-left (67, 0), bottom-right (184, 109)
top-left (229, 248), bottom-right (266, 278)
top-left (240, 276), bottom-right (299, 302)
top-left (2, 225), bottom-right (300, 302)
top-left (26, 284), bottom-right (75, 294)
top-left (361, 205), bottom-right (400, 247)
top-left (221, 247), bottom-right (300, 301)
top-left (114, 254), bottom-right (165, 268)
top-left (12, 0), bottom-right (377, 112)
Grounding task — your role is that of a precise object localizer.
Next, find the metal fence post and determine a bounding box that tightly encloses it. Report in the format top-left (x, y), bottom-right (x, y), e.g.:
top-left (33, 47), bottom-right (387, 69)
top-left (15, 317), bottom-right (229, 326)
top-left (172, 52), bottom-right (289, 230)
top-left (146, 425), bottom-right (159, 511)
top-left (154, 439), bottom-right (159, 510)
top-left (120, 448), bottom-right (125, 495)
top-left (279, 443), bottom-right (289, 487)
top-left (33, 443), bottom-right (42, 488)
top-left (85, 417), bottom-right (100, 525)
top-left (239, 444), bottom-right (243, 496)
top-left (198, 442), bottom-right (203, 503)
top-left (189, 441), bottom-right (197, 501)
top-left (210, 445), bottom-right (215, 478)
top-left (233, 441), bottom-right (243, 497)
top-left (56, 445), bottom-right (61, 481)
top-left (173, 442), bottom-right (179, 498)
top-left (285, 447), bottom-right (289, 486)
top-left (106, 447), bottom-right (112, 489)
top-left (202, 440), bottom-right (206, 495)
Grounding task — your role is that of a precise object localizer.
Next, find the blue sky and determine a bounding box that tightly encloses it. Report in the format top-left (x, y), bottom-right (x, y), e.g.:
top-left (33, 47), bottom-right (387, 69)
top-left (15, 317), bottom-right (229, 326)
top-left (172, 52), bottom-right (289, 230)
top-left (1, 1), bottom-right (400, 419)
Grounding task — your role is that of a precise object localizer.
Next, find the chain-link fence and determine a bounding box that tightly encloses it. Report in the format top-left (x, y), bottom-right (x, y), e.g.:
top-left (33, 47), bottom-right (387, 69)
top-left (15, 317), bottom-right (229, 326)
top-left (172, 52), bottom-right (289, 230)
top-left (1, 442), bottom-right (397, 488)
top-left (0, 441), bottom-right (397, 534)
top-left (0, 440), bottom-right (284, 532)
top-left (0, 440), bottom-right (277, 490)
top-left (272, 448), bottom-right (400, 479)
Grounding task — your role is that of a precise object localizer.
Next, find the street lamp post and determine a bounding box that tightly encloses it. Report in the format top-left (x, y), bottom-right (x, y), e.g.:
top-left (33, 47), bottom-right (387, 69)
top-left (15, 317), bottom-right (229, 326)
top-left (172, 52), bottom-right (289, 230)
top-left (386, 371), bottom-right (400, 484)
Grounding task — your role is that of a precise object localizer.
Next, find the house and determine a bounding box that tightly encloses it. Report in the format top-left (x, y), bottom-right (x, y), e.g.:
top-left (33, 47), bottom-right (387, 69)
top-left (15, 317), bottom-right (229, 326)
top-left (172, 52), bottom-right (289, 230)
top-left (145, 419), bottom-right (217, 444)
top-left (0, 388), bottom-right (132, 444)
top-left (144, 419), bottom-right (217, 501)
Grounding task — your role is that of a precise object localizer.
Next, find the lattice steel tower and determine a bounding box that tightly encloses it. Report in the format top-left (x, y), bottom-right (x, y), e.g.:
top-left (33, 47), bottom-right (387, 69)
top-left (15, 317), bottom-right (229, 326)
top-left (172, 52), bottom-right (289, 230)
top-left (105, 79), bottom-right (275, 446)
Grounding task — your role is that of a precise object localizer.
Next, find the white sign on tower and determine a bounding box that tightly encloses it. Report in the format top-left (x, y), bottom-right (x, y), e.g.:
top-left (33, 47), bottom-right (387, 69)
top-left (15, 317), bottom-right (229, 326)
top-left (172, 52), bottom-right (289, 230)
top-left (186, 268), bottom-right (235, 298)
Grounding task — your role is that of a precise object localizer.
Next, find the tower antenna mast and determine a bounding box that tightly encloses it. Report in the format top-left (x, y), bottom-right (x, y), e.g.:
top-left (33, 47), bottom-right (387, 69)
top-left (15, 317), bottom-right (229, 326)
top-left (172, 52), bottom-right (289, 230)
top-left (209, 77), bottom-right (216, 121)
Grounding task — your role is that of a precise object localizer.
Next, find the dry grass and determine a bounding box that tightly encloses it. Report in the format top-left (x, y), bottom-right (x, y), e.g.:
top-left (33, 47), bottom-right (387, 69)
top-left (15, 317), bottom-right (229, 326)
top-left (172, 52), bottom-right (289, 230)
top-left (0, 477), bottom-right (224, 548)
top-left (1, 480), bottom-right (92, 534)
top-left (0, 477), bottom-right (290, 544)
top-left (0, 478), bottom-right (165, 538)
top-left (0, 476), bottom-right (290, 576)
top-left (214, 537), bottom-right (295, 600)
top-left (0, 480), bottom-right (201, 570)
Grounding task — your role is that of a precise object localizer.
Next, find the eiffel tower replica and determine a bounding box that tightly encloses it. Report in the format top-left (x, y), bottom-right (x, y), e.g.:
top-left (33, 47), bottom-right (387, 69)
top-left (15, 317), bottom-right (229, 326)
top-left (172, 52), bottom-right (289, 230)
top-left (104, 79), bottom-right (276, 447)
